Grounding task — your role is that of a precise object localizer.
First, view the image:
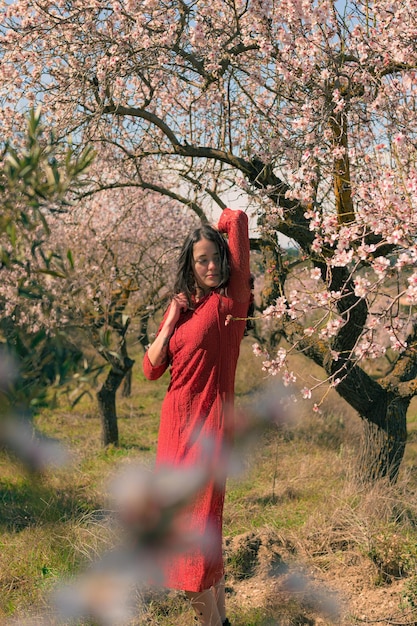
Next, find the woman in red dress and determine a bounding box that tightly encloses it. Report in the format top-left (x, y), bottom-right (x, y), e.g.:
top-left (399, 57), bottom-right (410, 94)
top-left (143, 208), bottom-right (251, 625)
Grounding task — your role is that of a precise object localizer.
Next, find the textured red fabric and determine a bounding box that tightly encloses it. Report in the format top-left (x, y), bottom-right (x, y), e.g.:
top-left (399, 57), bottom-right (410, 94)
top-left (143, 208), bottom-right (251, 592)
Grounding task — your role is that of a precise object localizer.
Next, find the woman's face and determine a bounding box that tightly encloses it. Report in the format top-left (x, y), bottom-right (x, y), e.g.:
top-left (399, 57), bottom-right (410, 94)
top-left (192, 237), bottom-right (221, 293)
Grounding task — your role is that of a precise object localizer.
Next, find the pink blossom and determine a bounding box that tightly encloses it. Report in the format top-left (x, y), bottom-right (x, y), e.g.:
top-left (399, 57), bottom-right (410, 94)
top-left (320, 318), bottom-right (344, 339)
top-left (282, 370), bottom-right (296, 387)
top-left (386, 228), bottom-right (404, 245)
top-left (252, 342), bottom-right (264, 357)
top-left (367, 316), bottom-right (380, 330)
top-left (330, 249), bottom-right (354, 267)
top-left (408, 272), bottom-right (417, 286)
top-left (310, 267), bottom-right (321, 281)
top-left (354, 276), bottom-right (371, 298)
top-left (372, 256), bottom-right (391, 278)
top-left (263, 296), bottom-right (287, 319)
top-left (390, 338), bottom-right (407, 352)
top-left (332, 145), bottom-right (346, 159)
top-left (396, 253), bottom-right (412, 269)
top-left (404, 284), bottom-right (417, 305)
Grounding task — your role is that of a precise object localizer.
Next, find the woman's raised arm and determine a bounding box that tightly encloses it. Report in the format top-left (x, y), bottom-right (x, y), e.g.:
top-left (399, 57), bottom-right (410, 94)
top-left (217, 208), bottom-right (251, 302)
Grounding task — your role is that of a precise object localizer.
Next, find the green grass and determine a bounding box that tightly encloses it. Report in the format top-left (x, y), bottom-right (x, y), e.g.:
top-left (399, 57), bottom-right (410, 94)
top-left (2, 338), bottom-right (417, 624)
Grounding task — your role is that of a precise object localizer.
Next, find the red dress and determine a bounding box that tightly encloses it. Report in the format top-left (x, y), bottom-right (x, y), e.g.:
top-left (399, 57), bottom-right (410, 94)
top-left (143, 208), bottom-right (250, 592)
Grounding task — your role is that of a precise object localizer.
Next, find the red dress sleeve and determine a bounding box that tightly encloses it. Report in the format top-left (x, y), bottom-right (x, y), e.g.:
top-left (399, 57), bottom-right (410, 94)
top-left (217, 208), bottom-right (251, 303)
top-left (143, 351), bottom-right (169, 380)
top-left (142, 309), bottom-right (171, 380)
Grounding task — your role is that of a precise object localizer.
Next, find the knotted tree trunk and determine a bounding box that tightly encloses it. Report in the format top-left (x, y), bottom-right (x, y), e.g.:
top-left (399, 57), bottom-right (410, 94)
top-left (280, 282), bottom-right (417, 484)
top-left (325, 354), bottom-right (410, 483)
top-left (97, 354), bottom-right (135, 446)
top-left (121, 368), bottom-right (132, 397)
top-left (358, 396), bottom-right (408, 483)
top-left (280, 313), bottom-right (411, 483)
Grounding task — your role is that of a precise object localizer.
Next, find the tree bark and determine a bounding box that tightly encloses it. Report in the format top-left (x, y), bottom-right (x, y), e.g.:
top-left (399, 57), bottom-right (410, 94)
top-left (259, 239), bottom-right (287, 310)
top-left (97, 356), bottom-right (134, 446)
top-left (357, 395), bottom-right (408, 483)
top-left (121, 369), bottom-right (132, 397)
top-left (329, 363), bottom-right (408, 483)
top-left (280, 303), bottom-right (410, 483)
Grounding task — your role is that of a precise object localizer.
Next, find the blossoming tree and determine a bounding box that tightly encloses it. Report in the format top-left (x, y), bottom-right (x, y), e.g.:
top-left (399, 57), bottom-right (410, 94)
top-left (1, 0), bottom-right (417, 481)
top-left (0, 113), bottom-right (197, 447)
top-left (0, 108), bottom-right (95, 405)
top-left (1, 132), bottom-right (198, 445)
top-left (0, 108), bottom-right (96, 470)
top-left (45, 178), bottom-right (198, 445)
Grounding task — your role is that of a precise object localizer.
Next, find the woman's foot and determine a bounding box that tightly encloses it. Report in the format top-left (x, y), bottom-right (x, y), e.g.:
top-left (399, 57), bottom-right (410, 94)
top-left (193, 614), bottom-right (231, 625)
top-left (187, 587), bottom-right (222, 625)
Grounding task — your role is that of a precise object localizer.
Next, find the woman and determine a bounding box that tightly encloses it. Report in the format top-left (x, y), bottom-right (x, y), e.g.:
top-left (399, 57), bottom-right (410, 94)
top-left (143, 208), bottom-right (251, 626)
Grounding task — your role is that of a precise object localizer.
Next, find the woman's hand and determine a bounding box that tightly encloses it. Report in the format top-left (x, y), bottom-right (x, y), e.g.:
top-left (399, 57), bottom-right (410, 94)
top-left (147, 293), bottom-right (189, 367)
top-left (166, 292), bottom-right (189, 326)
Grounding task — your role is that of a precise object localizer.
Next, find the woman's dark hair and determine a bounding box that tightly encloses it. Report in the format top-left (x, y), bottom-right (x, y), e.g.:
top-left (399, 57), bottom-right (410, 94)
top-left (174, 223), bottom-right (230, 305)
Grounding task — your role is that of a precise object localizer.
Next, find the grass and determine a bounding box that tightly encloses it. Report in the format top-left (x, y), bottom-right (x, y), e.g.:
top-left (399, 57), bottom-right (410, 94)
top-left (2, 338), bottom-right (417, 624)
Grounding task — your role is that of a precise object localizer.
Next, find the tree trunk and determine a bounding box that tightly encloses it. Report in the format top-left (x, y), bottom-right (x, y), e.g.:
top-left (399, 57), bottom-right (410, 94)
top-left (326, 363), bottom-right (409, 483)
top-left (120, 330), bottom-right (134, 398)
top-left (260, 240), bottom-right (287, 309)
top-left (97, 357), bottom-right (134, 446)
top-left (281, 314), bottom-right (410, 483)
top-left (243, 159), bottom-right (414, 484)
top-left (138, 312), bottom-right (150, 351)
top-left (357, 396), bottom-right (408, 484)
top-left (122, 368), bottom-right (132, 397)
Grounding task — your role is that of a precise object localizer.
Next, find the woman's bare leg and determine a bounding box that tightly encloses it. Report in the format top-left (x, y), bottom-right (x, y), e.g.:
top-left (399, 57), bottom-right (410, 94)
top-left (213, 576), bottom-right (226, 622)
top-left (186, 588), bottom-right (222, 625)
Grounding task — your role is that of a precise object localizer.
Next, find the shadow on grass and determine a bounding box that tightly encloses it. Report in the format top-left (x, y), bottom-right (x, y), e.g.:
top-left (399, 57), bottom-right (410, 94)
top-left (0, 479), bottom-right (104, 532)
top-left (251, 488), bottom-right (301, 507)
top-left (116, 441), bottom-right (151, 452)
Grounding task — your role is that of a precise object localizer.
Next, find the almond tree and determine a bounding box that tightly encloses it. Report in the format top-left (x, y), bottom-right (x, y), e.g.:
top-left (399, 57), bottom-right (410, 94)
top-left (0, 108), bottom-right (95, 405)
top-left (1, 139), bottom-right (198, 445)
top-left (0, 108), bottom-right (97, 469)
top-left (2, 1), bottom-right (417, 481)
top-left (45, 180), bottom-right (198, 445)
top-left (0, 113), bottom-right (197, 447)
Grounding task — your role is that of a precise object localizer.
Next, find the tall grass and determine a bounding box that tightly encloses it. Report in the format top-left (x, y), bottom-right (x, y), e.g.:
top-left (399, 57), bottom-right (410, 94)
top-left (2, 338), bottom-right (417, 624)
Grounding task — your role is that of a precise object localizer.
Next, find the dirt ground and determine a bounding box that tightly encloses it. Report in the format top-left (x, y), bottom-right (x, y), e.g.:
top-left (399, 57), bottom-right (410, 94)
top-left (224, 529), bottom-right (414, 625)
